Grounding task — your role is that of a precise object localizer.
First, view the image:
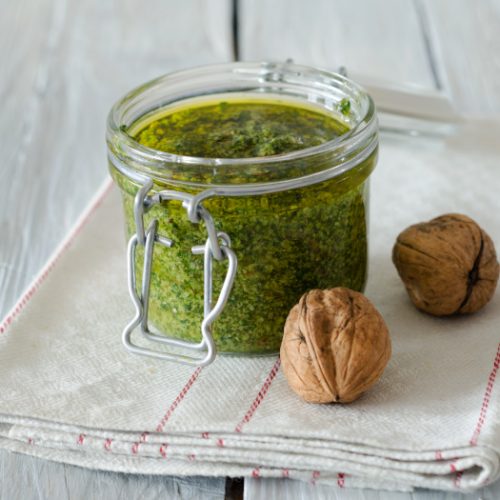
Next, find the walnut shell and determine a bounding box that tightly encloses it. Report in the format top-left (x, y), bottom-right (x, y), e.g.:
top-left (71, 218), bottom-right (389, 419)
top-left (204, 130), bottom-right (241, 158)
top-left (392, 214), bottom-right (499, 316)
top-left (280, 288), bottom-right (391, 404)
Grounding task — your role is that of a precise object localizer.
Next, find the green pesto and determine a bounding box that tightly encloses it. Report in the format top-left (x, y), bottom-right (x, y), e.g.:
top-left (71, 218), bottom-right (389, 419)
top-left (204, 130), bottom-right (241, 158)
top-left (135, 100), bottom-right (348, 158)
top-left (112, 98), bottom-right (375, 354)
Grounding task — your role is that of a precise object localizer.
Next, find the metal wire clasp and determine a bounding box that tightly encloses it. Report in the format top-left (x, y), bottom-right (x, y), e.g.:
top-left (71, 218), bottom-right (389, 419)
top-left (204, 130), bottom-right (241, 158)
top-left (123, 179), bottom-right (237, 366)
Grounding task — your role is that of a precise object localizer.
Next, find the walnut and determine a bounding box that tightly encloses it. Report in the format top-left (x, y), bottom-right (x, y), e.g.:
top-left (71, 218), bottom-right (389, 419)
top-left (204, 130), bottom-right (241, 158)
top-left (280, 288), bottom-right (391, 404)
top-left (392, 214), bottom-right (499, 316)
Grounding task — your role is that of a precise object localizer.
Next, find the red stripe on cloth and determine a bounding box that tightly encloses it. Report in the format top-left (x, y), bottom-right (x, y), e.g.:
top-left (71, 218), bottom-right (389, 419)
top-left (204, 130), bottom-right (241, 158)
top-left (127, 369), bottom-right (201, 456)
top-left (449, 460), bottom-right (463, 488)
top-left (156, 367), bottom-right (202, 432)
top-left (235, 358), bottom-right (281, 433)
top-left (77, 434), bottom-right (85, 445)
top-left (0, 179), bottom-right (113, 336)
top-left (337, 472), bottom-right (345, 488)
top-left (470, 342), bottom-right (500, 446)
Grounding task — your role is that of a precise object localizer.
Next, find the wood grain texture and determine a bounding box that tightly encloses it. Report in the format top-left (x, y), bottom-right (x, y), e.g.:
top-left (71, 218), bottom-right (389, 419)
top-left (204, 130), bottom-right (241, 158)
top-left (239, 0), bottom-right (436, 89)
top-left (239, 0), bottom-right (500, 116)
top-left (0, 0), bottom-right (231, 498)
top-left (245, 477), bottom-right (500, 500)
top-left (0, 451), bottom-right (225, 500)
top-left (421, 0), bottom-right (500, 116)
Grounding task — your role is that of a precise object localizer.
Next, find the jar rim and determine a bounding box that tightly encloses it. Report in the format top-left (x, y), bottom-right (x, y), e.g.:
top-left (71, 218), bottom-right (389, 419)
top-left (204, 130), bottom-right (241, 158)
top-left (107, 61), bottom-right (378, 189)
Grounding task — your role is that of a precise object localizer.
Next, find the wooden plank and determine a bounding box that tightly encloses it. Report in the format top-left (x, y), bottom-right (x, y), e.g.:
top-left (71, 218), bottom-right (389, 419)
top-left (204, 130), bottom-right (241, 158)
top-left (0, 0), bottom-right (232, 497)
top-left (239, 0), bottom-right (436, 89)
top-left (421, 0), bottom-right (500, 115)
top-left (245, 477), bottom-right (500, 500)
top-left (0, 450), bottom-right (226, 500)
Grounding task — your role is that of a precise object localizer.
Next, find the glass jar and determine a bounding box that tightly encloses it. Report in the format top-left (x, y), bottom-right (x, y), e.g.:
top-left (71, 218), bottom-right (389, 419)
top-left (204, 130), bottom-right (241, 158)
top-left (106, 61), bottom-right (378, 365)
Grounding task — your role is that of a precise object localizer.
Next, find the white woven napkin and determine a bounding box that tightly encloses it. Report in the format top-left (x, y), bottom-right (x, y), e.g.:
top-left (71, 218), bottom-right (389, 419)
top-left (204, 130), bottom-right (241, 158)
top-left (1, 121), bottom-right (499, 492)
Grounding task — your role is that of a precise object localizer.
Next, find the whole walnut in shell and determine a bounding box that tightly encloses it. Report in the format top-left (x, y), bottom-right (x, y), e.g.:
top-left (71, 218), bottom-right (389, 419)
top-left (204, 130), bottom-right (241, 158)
top-left (280, 288), bottom-right (391, 404)
top-left (393, 214), bottom-right (499, 316)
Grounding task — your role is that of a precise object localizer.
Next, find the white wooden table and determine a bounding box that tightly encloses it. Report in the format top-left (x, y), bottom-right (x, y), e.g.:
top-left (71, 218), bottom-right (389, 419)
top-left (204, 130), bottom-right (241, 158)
top-left (1, 1), bottom-right (499, 498)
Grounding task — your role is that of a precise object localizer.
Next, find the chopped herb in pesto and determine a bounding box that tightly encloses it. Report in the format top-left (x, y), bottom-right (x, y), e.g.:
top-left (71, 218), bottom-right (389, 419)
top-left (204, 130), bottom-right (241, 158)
top-left (339, 98), bottom-right (351, 116)
top-left (111, 98), bottom-right (376, 354)
top-left (135, 100), bottom-right (348, 158)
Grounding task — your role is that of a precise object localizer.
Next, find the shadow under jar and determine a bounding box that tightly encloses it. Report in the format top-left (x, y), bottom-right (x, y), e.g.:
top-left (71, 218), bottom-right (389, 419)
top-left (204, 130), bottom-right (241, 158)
top-left (106, 62), bottom-right (378, 363)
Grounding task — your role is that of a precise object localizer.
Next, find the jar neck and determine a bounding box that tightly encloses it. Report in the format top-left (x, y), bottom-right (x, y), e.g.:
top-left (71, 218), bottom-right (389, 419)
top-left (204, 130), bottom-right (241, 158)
top-left (107, 62), bottom-right (378, 192)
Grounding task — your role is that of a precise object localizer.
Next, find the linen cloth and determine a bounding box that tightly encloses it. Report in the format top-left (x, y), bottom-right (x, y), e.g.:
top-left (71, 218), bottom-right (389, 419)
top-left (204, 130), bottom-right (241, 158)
top-left (0, 121), bottom-right (499, 492)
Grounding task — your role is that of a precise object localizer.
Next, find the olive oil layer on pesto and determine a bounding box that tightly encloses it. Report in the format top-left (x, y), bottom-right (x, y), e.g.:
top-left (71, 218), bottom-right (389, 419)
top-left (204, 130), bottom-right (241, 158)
top-left (135, 101), bottom-right (349, 158)
top-left (112, 99), bottom-right (375, 354)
